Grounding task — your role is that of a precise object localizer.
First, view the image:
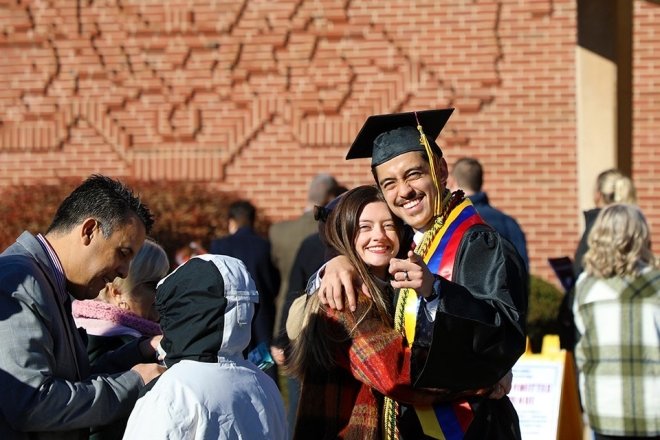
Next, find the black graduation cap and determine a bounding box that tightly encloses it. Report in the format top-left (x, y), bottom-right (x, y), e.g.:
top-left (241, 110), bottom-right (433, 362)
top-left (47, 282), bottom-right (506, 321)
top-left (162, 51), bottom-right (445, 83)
top-left (345, 108), bottom-right (454, 167)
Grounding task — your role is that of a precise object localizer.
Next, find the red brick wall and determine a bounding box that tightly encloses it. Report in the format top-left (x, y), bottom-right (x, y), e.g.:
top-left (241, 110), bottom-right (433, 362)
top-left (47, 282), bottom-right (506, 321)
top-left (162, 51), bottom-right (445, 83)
top-left (0, 0), bottom-right (657, 282)
top-left (633, 1), bottom-right (660, 242)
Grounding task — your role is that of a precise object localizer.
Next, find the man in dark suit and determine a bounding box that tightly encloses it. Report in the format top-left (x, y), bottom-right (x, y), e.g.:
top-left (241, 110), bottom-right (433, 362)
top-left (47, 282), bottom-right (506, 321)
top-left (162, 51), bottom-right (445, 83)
top-left (449, 157), bottom-right (529, 270)
top-left (210, 200), bottom-right (280, 381)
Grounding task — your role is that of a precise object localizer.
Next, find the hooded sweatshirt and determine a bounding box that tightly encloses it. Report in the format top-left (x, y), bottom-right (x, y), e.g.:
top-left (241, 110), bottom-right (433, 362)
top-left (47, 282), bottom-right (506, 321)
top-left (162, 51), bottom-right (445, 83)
top-left (123, 255), bottom-right (287, 440)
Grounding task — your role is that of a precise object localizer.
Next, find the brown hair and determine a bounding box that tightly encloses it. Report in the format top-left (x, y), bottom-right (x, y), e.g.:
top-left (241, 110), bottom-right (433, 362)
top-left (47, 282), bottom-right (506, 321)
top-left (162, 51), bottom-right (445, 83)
top-left (451, 157), bottom-right (483, 192)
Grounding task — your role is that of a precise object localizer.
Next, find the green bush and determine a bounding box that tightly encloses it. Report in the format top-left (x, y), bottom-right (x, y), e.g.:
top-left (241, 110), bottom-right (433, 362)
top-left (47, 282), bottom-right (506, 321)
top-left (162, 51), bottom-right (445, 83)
top-left (0, 178), bottom-right (273, 269)
top-left (527, 274), bottom-right (564, 353)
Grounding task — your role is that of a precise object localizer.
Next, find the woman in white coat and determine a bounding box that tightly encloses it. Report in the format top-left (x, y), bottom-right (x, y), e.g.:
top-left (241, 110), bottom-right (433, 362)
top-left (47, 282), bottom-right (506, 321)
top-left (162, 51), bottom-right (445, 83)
top-left (123, 254), bottom-right (287, 440)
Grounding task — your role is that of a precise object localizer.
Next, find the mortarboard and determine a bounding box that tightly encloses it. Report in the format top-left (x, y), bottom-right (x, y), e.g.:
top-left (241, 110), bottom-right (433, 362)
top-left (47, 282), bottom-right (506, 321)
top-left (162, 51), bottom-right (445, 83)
top-left (346, 108), bottom-right (454, 216)
top-left (345, 108), bottom-right (454, 168)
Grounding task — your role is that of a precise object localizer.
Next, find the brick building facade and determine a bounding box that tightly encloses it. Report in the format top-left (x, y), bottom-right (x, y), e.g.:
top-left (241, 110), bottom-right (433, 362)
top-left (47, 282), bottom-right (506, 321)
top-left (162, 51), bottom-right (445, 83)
top-left (1, 0), bottom-right (658, 281)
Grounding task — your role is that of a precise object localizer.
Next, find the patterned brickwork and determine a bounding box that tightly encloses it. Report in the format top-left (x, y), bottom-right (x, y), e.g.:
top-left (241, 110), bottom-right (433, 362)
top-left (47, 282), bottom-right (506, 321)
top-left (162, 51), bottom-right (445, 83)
top-left (0, 0), bottom-right (658, 281)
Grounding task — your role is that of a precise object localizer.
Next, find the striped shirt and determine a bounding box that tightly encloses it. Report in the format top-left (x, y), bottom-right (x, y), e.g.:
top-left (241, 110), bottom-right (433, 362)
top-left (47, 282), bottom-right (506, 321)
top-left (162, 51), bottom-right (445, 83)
top-left (35, 233), bottom-right (68, 303)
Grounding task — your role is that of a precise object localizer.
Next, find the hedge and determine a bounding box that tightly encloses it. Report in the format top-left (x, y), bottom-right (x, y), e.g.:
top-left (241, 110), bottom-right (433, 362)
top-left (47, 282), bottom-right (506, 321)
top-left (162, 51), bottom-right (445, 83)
top-left (0, 178), bottom-right (272, 268)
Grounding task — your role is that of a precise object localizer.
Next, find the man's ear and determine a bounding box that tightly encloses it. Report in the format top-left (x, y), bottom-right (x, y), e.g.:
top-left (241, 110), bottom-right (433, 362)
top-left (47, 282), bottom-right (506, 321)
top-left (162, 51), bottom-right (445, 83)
top-left (80, 218), bottom-right (99, 245)
top-left (438, 157), bottom-right (449, 187)
top-left (228, 218), bottom-right (238, 235)
top-left (446, 163), bottom-right (458, 192)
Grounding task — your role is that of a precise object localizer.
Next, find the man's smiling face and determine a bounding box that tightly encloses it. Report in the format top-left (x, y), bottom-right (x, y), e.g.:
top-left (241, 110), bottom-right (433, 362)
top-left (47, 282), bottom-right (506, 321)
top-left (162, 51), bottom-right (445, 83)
top-left (68, 214), bottom-right (146, 300)
top-left (375, 151), bottom-right (447, 232)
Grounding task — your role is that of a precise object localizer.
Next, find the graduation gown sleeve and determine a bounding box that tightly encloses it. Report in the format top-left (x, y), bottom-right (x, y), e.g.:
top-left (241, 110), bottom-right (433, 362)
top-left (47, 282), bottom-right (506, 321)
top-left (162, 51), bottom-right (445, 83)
top-left (412, 225), bottom-right (528, 390)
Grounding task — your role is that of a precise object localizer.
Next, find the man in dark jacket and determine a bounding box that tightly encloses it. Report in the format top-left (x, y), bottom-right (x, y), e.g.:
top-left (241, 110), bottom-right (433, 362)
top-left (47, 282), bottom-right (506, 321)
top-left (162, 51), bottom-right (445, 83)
top-left (210, 200), bottom-right (280, 381)
top-left (450, 156), bottom-right (529, 271)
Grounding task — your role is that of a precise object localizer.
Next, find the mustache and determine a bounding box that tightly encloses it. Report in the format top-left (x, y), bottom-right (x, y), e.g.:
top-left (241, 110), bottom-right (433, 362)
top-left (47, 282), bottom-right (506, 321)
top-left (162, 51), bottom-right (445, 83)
top-left (396, 192), bottom-right (424, 204)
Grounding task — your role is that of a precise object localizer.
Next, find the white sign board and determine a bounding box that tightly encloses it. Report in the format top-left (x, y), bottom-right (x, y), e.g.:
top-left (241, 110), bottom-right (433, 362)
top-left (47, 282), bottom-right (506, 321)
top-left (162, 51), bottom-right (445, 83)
top-left (509, 357), bottom-right (565, 440)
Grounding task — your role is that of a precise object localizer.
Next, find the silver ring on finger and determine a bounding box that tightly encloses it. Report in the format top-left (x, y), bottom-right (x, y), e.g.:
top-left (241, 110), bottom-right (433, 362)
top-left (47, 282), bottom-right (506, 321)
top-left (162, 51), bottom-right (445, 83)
top-left (404, 270), bottom-right (409, 281)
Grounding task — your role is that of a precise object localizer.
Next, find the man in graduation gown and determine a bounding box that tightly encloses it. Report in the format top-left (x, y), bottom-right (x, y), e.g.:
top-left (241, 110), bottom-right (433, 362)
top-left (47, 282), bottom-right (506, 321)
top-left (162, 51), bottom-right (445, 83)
top-left (317, 109), bottom-right (528, 439)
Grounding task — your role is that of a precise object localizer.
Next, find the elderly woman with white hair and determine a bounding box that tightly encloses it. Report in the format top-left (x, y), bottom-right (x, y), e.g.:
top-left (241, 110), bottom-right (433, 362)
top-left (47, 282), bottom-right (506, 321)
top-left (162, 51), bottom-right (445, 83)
top-left (573, 204), bottom-right (659, 440)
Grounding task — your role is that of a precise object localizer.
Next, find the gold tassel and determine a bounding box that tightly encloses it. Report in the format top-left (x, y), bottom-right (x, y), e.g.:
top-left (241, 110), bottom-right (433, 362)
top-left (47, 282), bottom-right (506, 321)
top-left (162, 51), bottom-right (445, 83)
top-left (415, 120), bottom-right (443, 217)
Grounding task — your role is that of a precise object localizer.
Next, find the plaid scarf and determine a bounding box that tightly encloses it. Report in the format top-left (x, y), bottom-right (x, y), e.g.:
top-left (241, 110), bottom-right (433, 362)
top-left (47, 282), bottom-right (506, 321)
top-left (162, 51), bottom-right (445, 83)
top-left (294, 294), bottom-right (444, 439)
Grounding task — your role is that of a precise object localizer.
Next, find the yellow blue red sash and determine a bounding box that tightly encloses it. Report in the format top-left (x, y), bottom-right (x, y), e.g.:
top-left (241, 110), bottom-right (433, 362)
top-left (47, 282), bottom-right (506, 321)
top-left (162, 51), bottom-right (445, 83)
top-left (424, 198), bottom-right (484, 281)
top-left (401, 198), bottom-right (485, 439)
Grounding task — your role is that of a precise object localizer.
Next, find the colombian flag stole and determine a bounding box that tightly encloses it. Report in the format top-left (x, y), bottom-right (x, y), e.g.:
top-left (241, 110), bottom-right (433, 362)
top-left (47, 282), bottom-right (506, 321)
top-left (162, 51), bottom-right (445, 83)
top-left (400, 198), bottom-right (484, 440)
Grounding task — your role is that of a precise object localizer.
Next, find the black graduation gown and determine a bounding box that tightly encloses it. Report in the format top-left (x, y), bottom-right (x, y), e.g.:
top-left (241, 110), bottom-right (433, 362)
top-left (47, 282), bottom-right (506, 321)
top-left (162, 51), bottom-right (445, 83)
top-left (399, 224), bottom-right (528, 440)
